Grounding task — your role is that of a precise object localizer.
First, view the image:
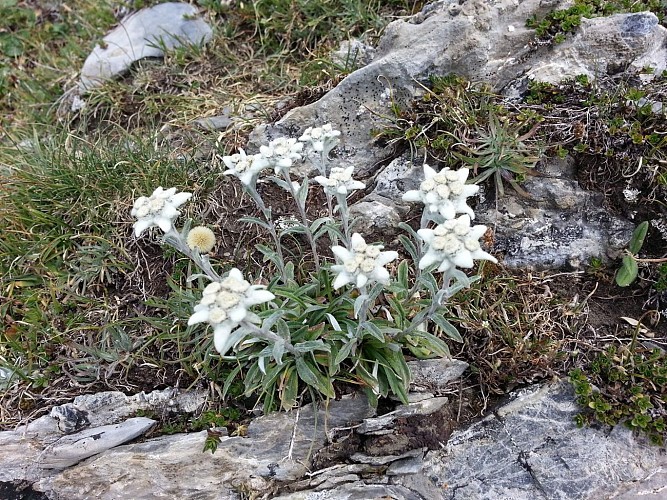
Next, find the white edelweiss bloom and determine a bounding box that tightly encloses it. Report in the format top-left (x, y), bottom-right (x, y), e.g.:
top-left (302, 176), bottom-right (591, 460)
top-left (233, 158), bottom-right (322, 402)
top-left (259, 137), bottom-right (303, 174)
top-left (417, 215), bottom-right (497, 273)
top-left (131, 186), bottom-right (192, 237)
top-left (187, 268), bottom-right (275, 355)
top-left (222, 148), bottom-right (269, 186)
top-left (330, 233), bottom-right (398, 290)
top-left (314, 166), bottom-right (366, 195)
top-left (298, 123), bottom-right (341, 153)
top-left (402, 165), bottom-right (479, 221)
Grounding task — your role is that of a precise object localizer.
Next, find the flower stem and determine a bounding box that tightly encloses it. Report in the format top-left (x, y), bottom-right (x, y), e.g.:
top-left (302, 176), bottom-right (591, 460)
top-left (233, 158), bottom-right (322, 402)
top-left (335, 193), bottom-right (352, 248)
top-left (241, 321), bottom-right (300, 356)
top-left (244, 185), bottom-right (288, 282)
top-left (282, 170), bottom-right (321, 272)
top-left (163, 227), bottom-right (222, 282)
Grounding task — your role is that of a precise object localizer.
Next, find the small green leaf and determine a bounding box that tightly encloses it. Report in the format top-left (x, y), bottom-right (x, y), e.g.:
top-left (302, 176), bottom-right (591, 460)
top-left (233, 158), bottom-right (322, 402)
top-left (295, 357), bottom-right (335, 398)
top-left (431, 313), bottom-right (463, 342)
top-left (239, 216), bottom-right (271, 231)
top-left (615, 254), bottom-right (639, 287)
top-left (628, 221), bottom-right (649, 255)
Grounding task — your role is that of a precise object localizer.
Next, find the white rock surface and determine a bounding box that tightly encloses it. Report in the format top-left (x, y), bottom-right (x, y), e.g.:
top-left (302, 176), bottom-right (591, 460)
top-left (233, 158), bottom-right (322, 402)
top-left (79, 2), bottom-right (212, 90)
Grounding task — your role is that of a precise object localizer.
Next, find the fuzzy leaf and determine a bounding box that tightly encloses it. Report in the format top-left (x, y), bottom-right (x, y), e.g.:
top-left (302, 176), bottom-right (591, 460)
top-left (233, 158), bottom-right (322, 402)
top-left (431, 312), bottom-right (463, 342)
top-left (239, 216), bottom-right (272, 231)
top-left (295, 357), bottom-right (335, 398)
top-left (616, 254), bottom-right (639, 287)
top-left (628, 221), bottom-right (649, 255)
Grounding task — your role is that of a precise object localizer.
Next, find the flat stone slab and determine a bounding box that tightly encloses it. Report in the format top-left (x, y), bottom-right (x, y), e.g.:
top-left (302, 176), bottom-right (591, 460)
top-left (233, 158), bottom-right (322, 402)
top-left (79, 2), bottom-right (212, 90)
top-left (397, 380), bottom-right (667, 499)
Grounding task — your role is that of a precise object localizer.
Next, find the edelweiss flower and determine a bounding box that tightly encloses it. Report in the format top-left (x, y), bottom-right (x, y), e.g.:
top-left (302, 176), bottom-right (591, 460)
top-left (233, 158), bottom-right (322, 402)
top-left (259, 137), bottom-right (303, 174)
top-left (330, 233), bottom-right (398, 289)
top-left (298, 123), bottom-right (341, 153)
top-left (417, 215), bottom-right (496, 273)
top-left (186, 226), bottom-right (216, 253)
top-left (402, 165), bottom-right (479, 221)
top-left (131, 187), bottom-right (192, 237)
top-left (188, 268), bottom-right (275, 355)
top-left (314, 166), bottom-right (365, 195)
top-left (222, 149), bottom-right (269, 186)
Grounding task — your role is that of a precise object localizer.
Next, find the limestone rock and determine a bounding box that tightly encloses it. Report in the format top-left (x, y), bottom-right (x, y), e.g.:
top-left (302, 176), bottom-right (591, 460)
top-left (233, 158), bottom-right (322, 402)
top-left (79, 2), bottom-right (213, 90)
top-left (396, 380), bottom-right (667, 499)
top-left (408, 358), bottom-right (469, 393)
top-left (529, 12), bottom-right (667, 84)
top-left (35, 394), bottom-right (374, 499)
top-left (38, 417), bottom-right (156, 469)
top-left (474, 156), bottom-right (635, 269)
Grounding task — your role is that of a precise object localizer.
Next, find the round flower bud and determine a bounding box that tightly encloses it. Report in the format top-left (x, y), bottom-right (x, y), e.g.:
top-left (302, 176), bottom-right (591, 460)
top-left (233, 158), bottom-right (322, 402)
top-left (186, 226), bottom-right (216, 253)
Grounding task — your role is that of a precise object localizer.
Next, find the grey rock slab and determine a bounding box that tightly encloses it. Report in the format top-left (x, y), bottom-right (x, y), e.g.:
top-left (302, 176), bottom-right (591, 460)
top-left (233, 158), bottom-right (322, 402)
top-left (79, 2), bottom-right (212, 90)
top-left (357, 397), bottom-right (449, 435)
top-left (37, 417), bottom-right (156, 469)
top-left (36, 394), bottom-right (374, 499)
top-left (396, 379), bottom-right (667, 499)
top-left (275, 483), bottom-right (423, 500)
top-left (475, 157), bottom-right (635, 270)
top-left (529, 12), bottom-right (667, 84)
top-left (408, 358), bottom-right (469, 393)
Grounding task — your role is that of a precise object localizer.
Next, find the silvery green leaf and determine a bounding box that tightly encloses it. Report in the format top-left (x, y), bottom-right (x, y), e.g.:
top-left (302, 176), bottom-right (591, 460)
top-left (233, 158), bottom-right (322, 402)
top-left (272, 341), bottom-right (285, 365)
top-left (179, 218), bottom-right (193, 238)
top-left (262, 310), bottom-right (285, 330)
top-left (294, 340), bottom-right (330, 353)
top-left (431, 312), bottom-right (463, 342)
top-left (258, 355), bottom-right (267, 375)
top-left (284, 261), bottom-right (295, 281)
top-left (361, 322), bottom-right (385, 342)
top-left (334, 339), bottom-right (357, 365)
top-left (279, 223), bottom-right (307, 237)
top-left (268, 175), bottom-right (291, 192)
top-left (325, 313), bottom-right (342, 331)
top-left (276, 318), bottom-right (291, 340)
top-left (297, 176), bottom-right (309, 208)
top-left (309, 216), bottom-right (332, 233)
top-left (354, 294), bottom-right (368, 319)
top-left (187, 273), bottom-right (211, 282)
top-left (315, 223), bottom-right (343, 241)
top-left (239, 216), bottom-right (272, 231)
top-left (255, 244), bottom-right (281, 267)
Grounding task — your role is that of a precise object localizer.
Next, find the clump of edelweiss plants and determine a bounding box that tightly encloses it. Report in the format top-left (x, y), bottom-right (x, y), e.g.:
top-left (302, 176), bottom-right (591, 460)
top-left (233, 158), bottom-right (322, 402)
top-left (131, 125), bottom-right (496, 410)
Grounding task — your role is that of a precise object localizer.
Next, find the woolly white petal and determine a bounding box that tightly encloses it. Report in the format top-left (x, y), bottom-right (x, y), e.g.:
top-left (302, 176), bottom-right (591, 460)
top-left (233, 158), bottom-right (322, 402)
top-left (439, 203), bottom-right (456, 220)
top-left (371, 267), bottom-right (390, 284)
top-left (376, 251), bottom-right (398, 266)
top-left (419, 251), bottom-right (442, 270)
top-left (349, 180), bottom-right (366, 190)
top-left (161, 204), bottom-right (179, 219)
top-left (239, 171), bottom-right (255, 186)
top-left (356, 274), bottom-right (369, 288)
top-left (402, 190), bottom-right (423, 202)
top-left (423, 164), bottom-right (437, 178)
top-left (472, 249), bottom-right (498, 263)
top-left (452, 251), bottom-right (475, 268)
top-left (417, 228), bottom-right (434, 243)
top-left (437, 259), bottom-right (454, 273)
top-left (331, 246), bottom-right (353, 262)
top-left (213, 323), bottom-right (234, 355)
top-left (133, 218), bottom-right (153, 237)
top-left (228, 268), bottom-right (244, 281)
top-left (188, 309), bottom-right (210, 325)
top-left (228, 305), bottom-right (247, 323)
top-left (351, 233), bottom-right (365, 247)
top-left (170, 192), bottom-right (192, 207)
top-left (244, 289), bottom-right (275, 306)
top-left (155, 216), bottom-right (174, 233)
top-left (332, 272), bottom-right (353, 290)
